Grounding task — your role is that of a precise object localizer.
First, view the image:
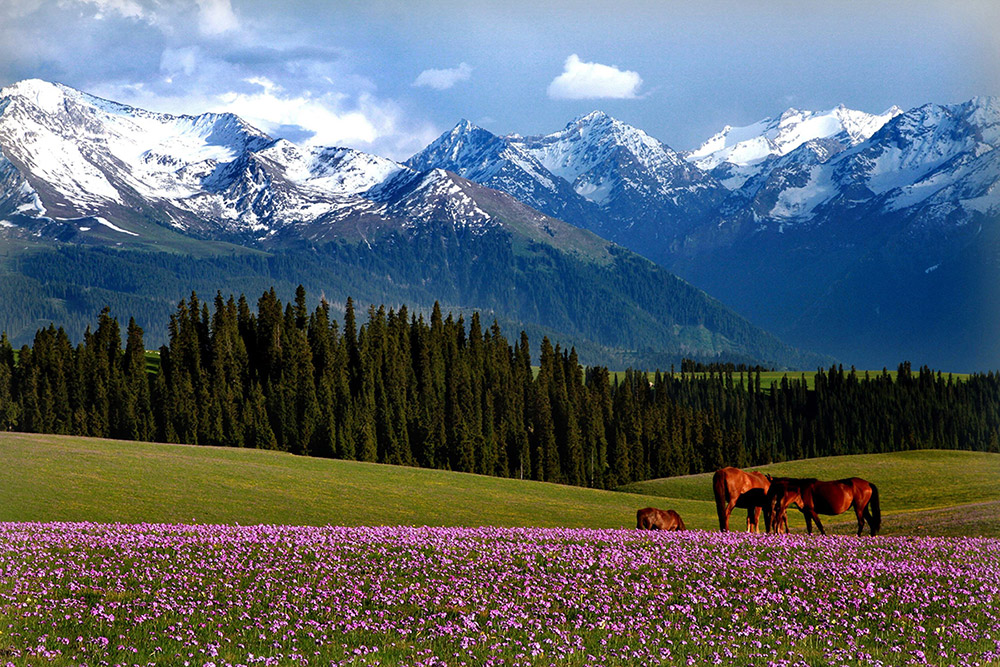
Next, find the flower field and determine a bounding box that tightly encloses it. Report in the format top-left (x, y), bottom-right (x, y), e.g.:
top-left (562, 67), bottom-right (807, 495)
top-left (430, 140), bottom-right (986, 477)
top-left (1, 523), bottom-right (998, 666)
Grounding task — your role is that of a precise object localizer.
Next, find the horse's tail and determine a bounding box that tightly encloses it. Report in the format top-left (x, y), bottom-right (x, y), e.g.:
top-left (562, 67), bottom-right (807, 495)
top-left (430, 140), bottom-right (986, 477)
top-left (677, 515), bottom-right (686, 531)
top-left (713, 469), bottom-right (728, 531)
top-left (636, 509), bottom-right (644, 530)
top-left (868, 482), bottom-right (882, 536)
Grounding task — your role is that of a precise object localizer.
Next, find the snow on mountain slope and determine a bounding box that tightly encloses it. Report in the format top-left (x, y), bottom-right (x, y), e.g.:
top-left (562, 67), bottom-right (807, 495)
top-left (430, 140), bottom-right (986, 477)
top-left (723, 97), bottom-right (1000, 230)
top-left (1, 79), bottom-right (995, 261)
top-left (842, 98), bottom-right (998, 201)
top-left (407, 120), bottom-right (560, 195)
top-left (0, 79), bottom-right (271, 201)
top-left (0, 80), bottom-right (561, 245)
top-left (689, 104), bottom-right (902, 170)
top-left (256, 140), bottom-right (405, 196)
top-left (515, 111), bottom-right (707, 205)
top-left (0, 79), bottom-right (426, 238)
top-left (406, 119), bottom-right (600, 230)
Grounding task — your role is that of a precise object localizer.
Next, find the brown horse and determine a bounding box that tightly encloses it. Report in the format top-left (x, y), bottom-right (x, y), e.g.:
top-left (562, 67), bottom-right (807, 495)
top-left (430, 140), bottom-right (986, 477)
top-left (763, 477), bottom-right (816, 533)
top-left (768, 477), bottom-right (881, 536)
top-left (636, 507), bottom-right (686, 531)
top-left (713, 467), bottom-right (771, 532)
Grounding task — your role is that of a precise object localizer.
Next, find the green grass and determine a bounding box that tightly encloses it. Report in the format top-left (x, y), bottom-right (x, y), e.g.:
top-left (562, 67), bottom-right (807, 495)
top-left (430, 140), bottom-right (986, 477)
top-left (3, 432), bottom-right (996, 536)
top-left (143, 349), bottom-right (160, 373)
top-left (608, 369), bottom-right (973, 389)
top-left (623, 450), bottom-right (1000, 536)
top-left (0, 432), bottom-right (693, 529)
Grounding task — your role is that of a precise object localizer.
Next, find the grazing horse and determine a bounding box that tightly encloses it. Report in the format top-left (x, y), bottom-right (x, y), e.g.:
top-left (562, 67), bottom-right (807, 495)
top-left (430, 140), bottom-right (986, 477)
top-left (636, 507), bottom-right (686, 531)
top-left (768, 477), bottom-right (881, 536)
top-left (763, 477), bottom-right (816, 534)
top-left (713, 467), bottom-right (771, 532)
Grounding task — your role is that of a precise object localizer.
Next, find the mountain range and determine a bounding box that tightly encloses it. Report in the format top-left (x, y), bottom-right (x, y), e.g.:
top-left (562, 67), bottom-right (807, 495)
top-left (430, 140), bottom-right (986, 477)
top-left (1, 78), bottom-right (997, 370)
top-left (407, 97), bottom-right (1000, 370)
top-left (0, 79), bottom-right (824, 370)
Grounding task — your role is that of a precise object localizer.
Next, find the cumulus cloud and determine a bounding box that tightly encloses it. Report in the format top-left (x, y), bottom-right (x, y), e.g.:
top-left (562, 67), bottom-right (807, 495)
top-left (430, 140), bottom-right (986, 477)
top-left (207, 78), bottom-right (437, 159)
top-left (413, 62), bottom-right (472, 90)
top-left (547, 54), bottom-right (643, 100)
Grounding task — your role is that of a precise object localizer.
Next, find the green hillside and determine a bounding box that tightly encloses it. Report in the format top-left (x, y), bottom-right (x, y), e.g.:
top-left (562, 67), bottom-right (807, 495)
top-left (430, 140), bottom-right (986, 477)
top-left (624, 450), bottom-right (1000, 536)
top-left (0, 235), bottom-right (831, 371)
top-left (3, 433), bottom-right (997, 536)
top-left (0, 432), bottom-right (694, 529)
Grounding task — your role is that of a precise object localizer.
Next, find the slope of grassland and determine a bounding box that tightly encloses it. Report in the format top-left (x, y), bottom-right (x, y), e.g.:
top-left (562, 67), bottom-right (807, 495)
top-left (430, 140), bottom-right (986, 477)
top-left (0, 432), bottom-right (696, 529)
top-left (624, 450), bottom-right (1000, 536)
top-left (3, 433), bottom-right (996, 535)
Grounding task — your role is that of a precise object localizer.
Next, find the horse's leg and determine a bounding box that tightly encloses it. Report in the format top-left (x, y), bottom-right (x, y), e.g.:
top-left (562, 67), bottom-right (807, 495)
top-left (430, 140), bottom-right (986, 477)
top-left (746, 507), bottom-right (759, 533)
top-left (808, 509), bottom-right (826, 536)
top-left (862, 504), bottom-right (874, 536)
top-left (854, 503), bottom-right (865, 537)
top-left (804, 513), bottom-right (813, 534)
top-left (724, 500), bottom-right (737, 532)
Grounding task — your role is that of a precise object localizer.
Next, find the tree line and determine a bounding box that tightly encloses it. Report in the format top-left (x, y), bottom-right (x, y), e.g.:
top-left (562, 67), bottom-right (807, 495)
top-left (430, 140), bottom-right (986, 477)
top-left (1, 287), bottom-right (998, 488)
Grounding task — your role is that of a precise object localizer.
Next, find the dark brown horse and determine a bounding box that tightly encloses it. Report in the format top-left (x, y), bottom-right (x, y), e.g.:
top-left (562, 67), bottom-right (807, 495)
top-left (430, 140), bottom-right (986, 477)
top-left (636, 507), bottom-right (686, 531)
top-left (713, 467), bottom-right (771, 532)
top-left (763, 477), bottom-right (816, 533)
top-left (767, 477), bottom-right (881, 536)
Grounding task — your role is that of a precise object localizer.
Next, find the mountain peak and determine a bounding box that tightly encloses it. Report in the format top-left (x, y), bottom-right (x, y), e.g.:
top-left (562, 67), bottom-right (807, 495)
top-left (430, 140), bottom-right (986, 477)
top-left (1, 78), bottom-right (73, 113)
top-left (574, 110), bottom-right (613, 124)
top-left (451, 118), bottom-right (482, 134)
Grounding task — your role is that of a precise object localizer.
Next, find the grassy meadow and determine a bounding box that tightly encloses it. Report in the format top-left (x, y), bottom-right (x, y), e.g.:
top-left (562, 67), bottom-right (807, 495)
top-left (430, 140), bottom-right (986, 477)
top-left (626, 449), bottom-right (1000, 536)
top-left (3, 433), bottom-right (1000, 665)
top-left (0, 432), bottom-right (694, 529)
top-left (2, 431), bottom-right (998, 536)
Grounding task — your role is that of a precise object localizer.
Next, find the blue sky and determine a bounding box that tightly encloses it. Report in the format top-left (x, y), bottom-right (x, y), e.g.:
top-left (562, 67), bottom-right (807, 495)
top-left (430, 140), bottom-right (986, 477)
top-left (1, 0), bottom-right (997, 159)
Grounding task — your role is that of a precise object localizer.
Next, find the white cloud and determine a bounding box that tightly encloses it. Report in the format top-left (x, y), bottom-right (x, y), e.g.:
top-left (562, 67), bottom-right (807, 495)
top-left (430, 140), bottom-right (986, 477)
top-left (215, 89), bottom-right (378, 145)
top-left (72, 0), bottom-right (146, 20)
top-left (195, 0), bottom-right (238, 35)
top-left (547, 54), bottom-right (643, 100)
top-left (413, 62), bottom-right (472, 90)
top-left (207, 83), bottom-right (438, 159)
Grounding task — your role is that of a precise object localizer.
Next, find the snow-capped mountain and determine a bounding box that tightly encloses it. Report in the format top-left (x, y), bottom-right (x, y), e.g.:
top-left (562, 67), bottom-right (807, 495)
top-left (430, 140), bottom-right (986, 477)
top-left (410, 112), bottom-right (727, 245)
top-left (671, 96), bottom-right (1000, 369)
top-left (0, 79), bottom-right (273, 228)
top-left (0, 79), bottom-right (832, 371)
top-left (513, 111), bottom-right (726, 239)
top-left (1, 78), bottom-right (997, 369)
top-left (404, 99), bottom-right (999, 369)
top-left (690, 105), bottom-right (902, 191)
top-left (712, 97), bottom-right (1000, 228)
top-left (0, 79), bottom-right (542, 244)
top-left (688, 105), bottom-right (902, 169)
top-left (405, 119), bottom-right (601, 231)
top-left (517, 110), bottom-right (707, 204)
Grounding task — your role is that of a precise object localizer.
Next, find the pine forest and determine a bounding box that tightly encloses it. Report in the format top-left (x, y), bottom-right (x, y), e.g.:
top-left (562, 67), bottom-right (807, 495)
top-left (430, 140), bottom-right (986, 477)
top-left (1, 287), bottom-right (998, 488)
